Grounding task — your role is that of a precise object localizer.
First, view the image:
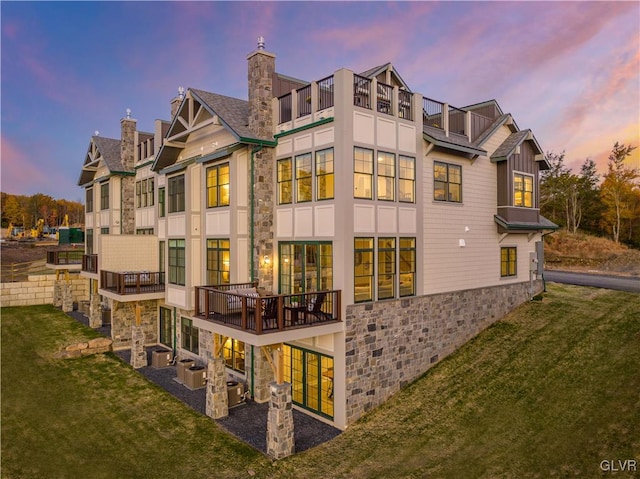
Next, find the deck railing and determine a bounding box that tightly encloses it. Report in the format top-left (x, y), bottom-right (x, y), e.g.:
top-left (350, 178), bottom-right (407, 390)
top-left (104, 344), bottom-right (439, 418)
top-left (398, 89), bottom-right (412, 120)
top-left (297, 84), bottom-right (312, 118)
top-left (46, 250), bottom-right (83, 265)
top-left (195, 284), bottom-right (341, 334)
top-left (82, 254), bottom-right (98, 273)
top-left (448, 105), bottom-right (467, 136)
top-left (278, 93), bottom-right (292, 124)
top-left (317, 75), bottom-right (334, 110)
top-left (423, 97), bottom-right (444, 130)
top-left (353, 74), bottom-right (371, 109)
top-left (100, 270), bottom-right (165, 295)
top-left (376, 81), bottom-right (393, 115)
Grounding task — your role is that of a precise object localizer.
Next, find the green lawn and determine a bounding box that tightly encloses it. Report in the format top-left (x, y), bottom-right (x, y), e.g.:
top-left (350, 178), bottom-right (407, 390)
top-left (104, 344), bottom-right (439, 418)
top-left (2, 284), bottom-right (639, 478)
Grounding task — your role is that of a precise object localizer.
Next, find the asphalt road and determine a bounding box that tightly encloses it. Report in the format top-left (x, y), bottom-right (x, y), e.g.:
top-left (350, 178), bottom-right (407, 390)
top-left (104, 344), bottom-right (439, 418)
top-left (544, 270), bottom-right (640, 293)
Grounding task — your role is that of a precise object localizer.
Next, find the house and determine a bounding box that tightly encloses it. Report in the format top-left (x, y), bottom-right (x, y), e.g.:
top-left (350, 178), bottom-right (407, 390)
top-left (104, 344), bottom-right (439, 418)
top-left (69, 39), bottom-right (557, 431)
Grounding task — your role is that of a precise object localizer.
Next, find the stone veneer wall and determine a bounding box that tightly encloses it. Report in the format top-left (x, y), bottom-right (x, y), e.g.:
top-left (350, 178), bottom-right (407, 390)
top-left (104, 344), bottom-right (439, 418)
top-left (110, 299), bottom-right (158, 350)
top-left (344, 280), bottom-right (542, 424)
top-left (0, 274), bottom-right (88, 307)
top-left (120, 117), bottom-right (136, 235)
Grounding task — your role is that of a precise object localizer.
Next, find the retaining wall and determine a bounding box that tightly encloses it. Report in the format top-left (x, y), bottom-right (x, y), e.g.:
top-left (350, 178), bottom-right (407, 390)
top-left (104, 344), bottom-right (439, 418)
top-left (0, 274), bottom-right (88, 307)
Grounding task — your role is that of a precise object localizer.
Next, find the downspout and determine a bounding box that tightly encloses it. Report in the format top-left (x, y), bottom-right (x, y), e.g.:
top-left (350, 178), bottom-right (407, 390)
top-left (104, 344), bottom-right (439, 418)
top-left (250, 345), bottom-right (255, 398)
top-left (173, 307), bottom-right (177, 357)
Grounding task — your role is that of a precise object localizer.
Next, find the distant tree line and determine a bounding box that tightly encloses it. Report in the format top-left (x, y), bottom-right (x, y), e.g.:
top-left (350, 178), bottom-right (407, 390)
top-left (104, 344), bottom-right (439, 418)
top-left (541, 142), bottom-right (639, 247)
top-left (0, 192), bottom-right (84, 230)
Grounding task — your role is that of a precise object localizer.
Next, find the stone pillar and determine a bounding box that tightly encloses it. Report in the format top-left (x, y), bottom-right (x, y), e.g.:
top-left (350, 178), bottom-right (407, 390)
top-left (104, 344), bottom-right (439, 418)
top-left (251, 347), bottom-right (274, 403)
top-left (120, 116), bottom-right (136, 235)
top-left (89, 293), bottom-right (102, 328)
top-left (130, 325), bottom-right (147, 368)
top-left (266, 382), bottom-right (295, 459)
top-left (53, 280), bottom-right (63, 308)
top-left (61, 283), bottom-right (73, 313)
top-left (205, 358), bottom-right (229, 419)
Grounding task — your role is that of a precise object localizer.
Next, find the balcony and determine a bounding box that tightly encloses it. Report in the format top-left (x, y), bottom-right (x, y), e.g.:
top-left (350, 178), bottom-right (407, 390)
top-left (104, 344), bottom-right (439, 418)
top-left (277, 75), bottom-right (334, 125)
top-left (82, 254), bottom-right (98, 274)
top-left (195, 282), bottom-right (341, 335)
top-left (46, 250), bottom-right (83, 270)
top-left (100, 270), bottom-right (165, 296)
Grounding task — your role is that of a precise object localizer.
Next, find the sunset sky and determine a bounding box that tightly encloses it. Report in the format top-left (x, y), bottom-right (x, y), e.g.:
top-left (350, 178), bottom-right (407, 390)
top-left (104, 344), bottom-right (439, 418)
top-left (2, 1), bottom-right (638, 201)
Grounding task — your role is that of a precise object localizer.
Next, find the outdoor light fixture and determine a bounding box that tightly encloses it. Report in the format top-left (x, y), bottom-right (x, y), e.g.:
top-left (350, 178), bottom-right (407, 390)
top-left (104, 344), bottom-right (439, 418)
top-left (263, 255), bottom-right (271, 265)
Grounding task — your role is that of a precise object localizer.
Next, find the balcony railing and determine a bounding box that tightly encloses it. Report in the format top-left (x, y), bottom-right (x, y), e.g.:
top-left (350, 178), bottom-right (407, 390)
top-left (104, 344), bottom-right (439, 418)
top-left (100, 270), bottom-right (165, 295)
top-left (317, 75), bottom-right (334, 110)
top-left (297, 84), bottom-right (312, 118)
top-left (398, 89), bottom-right (412, 120)
top-left (423, 97), bottom-right (444, 130)
top-left (448, 105), bottom-right (467, 137)
top-left (47, 250), bottom-right (83, 265)
top-left (195, 283), bottom-right (341, 335)
top-left (278, 93), bottom-right (292, 124)
top-left (82, 254), bottom-right (98, 274)
top-left (353, 74), bottom-right (371, 109)
top-left (376, 81), bottom-right (393, 115)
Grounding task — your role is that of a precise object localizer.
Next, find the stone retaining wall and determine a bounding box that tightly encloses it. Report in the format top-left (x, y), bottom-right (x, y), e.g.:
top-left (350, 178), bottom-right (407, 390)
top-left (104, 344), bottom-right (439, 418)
top-left (0, 274), bottom-right (88, 307)
top-left (344, 280), bottom-right (541, 424)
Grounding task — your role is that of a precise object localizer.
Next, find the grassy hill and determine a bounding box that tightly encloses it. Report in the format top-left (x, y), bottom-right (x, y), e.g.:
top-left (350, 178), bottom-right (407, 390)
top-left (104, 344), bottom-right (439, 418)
top-left (545, 231), bottom-right (640, 276)
top-left (2, 284), bottom-right (639, 478)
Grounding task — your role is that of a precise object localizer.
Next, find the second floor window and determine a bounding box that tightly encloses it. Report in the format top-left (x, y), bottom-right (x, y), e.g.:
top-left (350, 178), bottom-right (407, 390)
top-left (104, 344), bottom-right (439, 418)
top-left (86, 188), bottom-right (93, 213)
top-left (168, 175), bottom-right (185, 213)
top-left (277, 158), bottom-right (293, 204)
top-left (206, 239), bottom-right (230, 285)
top-left (354, 147), bottom-right (374, 199)
top-left (514, 172), bottom-right (534, 208)
top-left (434, 161), bottom-right (462, 203)
top-left (206, 163), bottom-right (230, 208)
top-left (316, 148), bottom-right (334, 200)
top-left (399, 156), bottom-right (415, 203)
top-left (158, 187), bottom-right (166, 217)
top-left (377, 151), bottom-right (396, 201)
top-left (296, 153), bottom-right (313, 202)
top-left (100, 183), bottom-right (109, 210)
top-left (168, 239), bottom-right (185, 285)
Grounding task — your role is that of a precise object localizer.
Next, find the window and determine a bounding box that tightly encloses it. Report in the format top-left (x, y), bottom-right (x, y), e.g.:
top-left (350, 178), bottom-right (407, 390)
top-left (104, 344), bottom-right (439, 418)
top-left (181, 317), bottom-right (198, 354)
top-left (85, 229), bottom-right (94, 255)
top-left (399, 238), bottom-right (416, 297)
top-left (100, 227), bottom-right (109, 235)
top-left (354, 147), bottom-right (373, 199)
top-left (168, 175), bottom-right (185, 213)
top-left (206, 239), bottom-right (230, 285)
top-left (296, 153), bottom-right (313, 202)
top-left (86, 188), bottom-right (93, 213)
top-left (137, 178), bottom-right (155, 208)
top-left (277, 158), bottom-right (293, 205)
top-left (514, 173), bottom-right (533, 208)
top-left (136, 181), bottom-right (142, 208)
top-left (279, 242), bottom-right (333, 294)
top-left (501, 247), bottom-right (517, 277)
top-left (354, 238), bottom-right (374, 302)
top-left (100, 183), bottom-right (109, 210)
top-left (399, 156), bottom-right (415, 203)
top-left (222, 337), bottom-right (245, 373)
top-left (159, 241), bottom-right (165, 275)
top-left (377, 152), bottom-right (395, 201)
top-left (316, 148), bottom-right (334, 200)
top-left (147, 178), bottom-right (154, 206)
top-left (158, 187), bottom-right (166, 217)
top-left (136, 228), bottom-right (154, 235)
top-left (434, 161), bottom-right (462, 202)
top-left (168, 239), bottom-right (185, 285)
top-left (206, 163), bottom-right (230, 208)
top-left (378, 238), bottom-right (396, 300)
top-left (159, 307), bottom-right (172, 348)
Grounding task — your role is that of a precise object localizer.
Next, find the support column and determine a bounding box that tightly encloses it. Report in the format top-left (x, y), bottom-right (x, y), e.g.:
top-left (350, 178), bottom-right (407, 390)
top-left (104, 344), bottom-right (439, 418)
top-left (61, 283), bottom-right (73, 313)
top-left (53, 280), bottom-right (63, 308)
top-left (251, 347), bottom-right (274, 403)
top-left (266, 382), bottom-right (295, 459)
top-left (89, 293), bottom-right (102, 328)
top-left (130, 325), bottom-right (147, 368)
top-left (205, 358), bottom-right (229, 419)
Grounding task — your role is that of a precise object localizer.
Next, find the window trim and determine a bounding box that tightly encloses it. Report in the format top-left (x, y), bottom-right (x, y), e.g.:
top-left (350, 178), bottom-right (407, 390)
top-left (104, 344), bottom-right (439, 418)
top-left (354, 147), bottom-right (374, 200)
top-left (500, 246), bottom-right (517, 277)
top-left (315, 147), bottom-right (334, 201)
top-left (433, 160), bottom-right (462, 203)
top-left (206, 162), bottom-right (230, 208)
top-left (206, 239), bottom-right (230, 286)
top-left (277, 158), bottom-right (293, 205)
top-left (513, 171), bottom-right (534, 208)
top-left (376, 151), bottom-right (396, 201)
top-left (168, 174), bottom-right (185, 213)
top-left (354, 237), bottom-right (374, 303)
top-left (168, 239), bottom-right (186, 286)
top-left (295, 153), bottom-right (313, 203)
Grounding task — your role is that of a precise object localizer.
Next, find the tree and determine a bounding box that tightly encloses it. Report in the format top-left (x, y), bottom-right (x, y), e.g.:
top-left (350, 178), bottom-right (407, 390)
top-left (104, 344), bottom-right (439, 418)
top-left (540, 151), bottom-right (571, 228)
top-left (600, 142), bottom-right (638, 243)
top-left (576, 158), bottom-right (603, 235)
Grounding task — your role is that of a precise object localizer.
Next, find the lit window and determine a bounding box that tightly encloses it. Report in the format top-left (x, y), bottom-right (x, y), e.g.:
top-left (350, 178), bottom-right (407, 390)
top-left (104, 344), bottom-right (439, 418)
top-left (354, 237), bottom-right (374, 302)
top-left (378, 238), bottom-right (396, 300)
top-left (434, 161), bottom-right (462, 203)
top-left (377, 152), bottom-right (395, 201)
top-left (296, 153), bottom-right (313, 202)
top-left (277, 158), bottom-right (292, 205)
top-left (514, 173), bottom-right (533, 208)
top-left (207, 163), bottom-right (230, 208)
top-left (354, 147), bottom-right (373, 199)
top-left (501, 247), bottom-right (517, 277)
top-left (206, 239), bottom-right (230, 285)
top-left (316, 148), bottom-right (334, 200)
top-left (399, 238), bottom-right (416, 297)
top-left (399, 156), bottom-right (415, 203)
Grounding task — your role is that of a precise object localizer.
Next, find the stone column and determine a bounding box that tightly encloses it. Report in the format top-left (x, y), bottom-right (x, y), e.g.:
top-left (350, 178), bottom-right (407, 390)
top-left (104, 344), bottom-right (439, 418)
top-left (205, 358), bottom-right (229, 419)
top-left (61, 283), bottom-right (73, 313)
top-left (89, 293), bottom-right (102, 328)
top-left (53, 280), bottom-right (63, 308)
top-left (251, 347), bottom-right (274, 403)
top-left (266, 382), bottom-right (295, 459)
top-left (130, 325), bottom-right (147, 368)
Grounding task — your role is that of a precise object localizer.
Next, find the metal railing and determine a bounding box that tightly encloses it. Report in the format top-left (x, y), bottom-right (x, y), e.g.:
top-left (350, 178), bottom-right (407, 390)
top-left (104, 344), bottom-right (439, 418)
top-left (100, 270), bottom-right (165, 295)
top-left (317, 75), bottom-right (334, 110)
top-left (398, 90), bottom-right (412, 120)
top-left (376, 81), bottom-right (393, 115)
top-left (278, 93), bottom-right (292, 124)
top-left (353, 74), bottom-right (371, 109)
top-left (46, 250), bottom-right (83, 265)
top-left (297, 84), bottom-right (312, 118)
top-left (195, 283), bottom-right (341, 334)
top-left (82, 254), bottom-right (98, 273)
top-left (423, 97), bottom-right (444, 129)
top-left (448, 105), bottom-right (467, 136)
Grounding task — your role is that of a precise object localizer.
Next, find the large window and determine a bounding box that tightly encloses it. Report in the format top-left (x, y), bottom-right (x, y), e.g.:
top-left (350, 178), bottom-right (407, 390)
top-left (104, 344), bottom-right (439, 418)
top-left (377, 152), bottom-right (395, 201)
top-left (295, 153), bottom-right (313, 203)
top-left (159, 307), bottom-right (172, 348)
top-left (514, 172), bottom-right (534, 208)
top-left (279, 242), bottom-right (333, 294)
top-left (181, 317), bottom-right (198, 354)
top-left (399, 155), bottom-right (415, 203)
top-left (434, 161), bottom-right (462, 203)
top-left (354, 147), bottom-right (373, 199)
top-left (206, 163), bottom-right (230, 208)
top-left (85, 229), bottom-right (94, 255)
top-left (221, 337), bottom-right (245, 373)
top-left (399, 238), bottom-right (416, 297)
top-left (168, 239), bottom-right (186, 285)
top-left (354, 237), bottom-right (374, 302)
top-left (136, 178), bottom-right (155, 208)
top-left (86, 188), bottom-right (93, 213)
top-left (316, 148), bottom-right (334, 200)
top-left (168, 174), bottom-right (185, 213)
top-left (100, 183), bottom-right (109, 210)
top-left (206, 239), bottom-right (230, 285)
top-left (501, 247), bottom-right (517, 277)
top-left (277, 158), bottom-right (293, 205)
top-left (378, 238), bottom-right (396, 300)
top-left (158, 187), bottom-right (166, 217)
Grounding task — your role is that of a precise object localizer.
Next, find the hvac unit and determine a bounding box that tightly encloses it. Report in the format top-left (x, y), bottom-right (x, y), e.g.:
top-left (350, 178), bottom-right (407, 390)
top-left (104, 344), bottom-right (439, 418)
top-left (151, 349), bottom-right (173, 369)
top-left (185, 366), bottom-right (207, 390)
top-left (227, 380), bottom-right (246, 407)
top-left (176, 359), bottom-right (195, 384)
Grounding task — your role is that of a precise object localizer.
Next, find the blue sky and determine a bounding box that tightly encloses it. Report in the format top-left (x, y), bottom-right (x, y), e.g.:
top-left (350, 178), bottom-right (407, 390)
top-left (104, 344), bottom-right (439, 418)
top-left (2, 1), bottom-right (638, 201)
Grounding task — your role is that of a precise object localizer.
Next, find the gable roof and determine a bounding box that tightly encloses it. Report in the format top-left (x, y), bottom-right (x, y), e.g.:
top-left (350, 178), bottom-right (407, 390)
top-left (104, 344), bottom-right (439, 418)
top-left (423, 125), bottom-right (487, 158)
top-left (472, 113), bottom-right (516, 147)
top-left (359, 63), bottom-right (411, 91)
top-left (491, 129), bottom-right (544, 163)
top-left (78, 136), bottom-right (125, 186)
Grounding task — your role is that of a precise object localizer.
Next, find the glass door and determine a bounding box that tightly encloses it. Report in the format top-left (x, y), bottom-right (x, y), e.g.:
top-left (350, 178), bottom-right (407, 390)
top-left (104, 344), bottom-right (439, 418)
top-left (279, 242), bottom-right (332, 294)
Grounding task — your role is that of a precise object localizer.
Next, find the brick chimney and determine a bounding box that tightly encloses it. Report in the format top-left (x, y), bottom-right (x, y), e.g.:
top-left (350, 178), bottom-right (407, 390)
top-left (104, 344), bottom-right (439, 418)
top-left (247, 36), bottom-right (275, 139)
top-left (120, 110), bottom-right (136, 234)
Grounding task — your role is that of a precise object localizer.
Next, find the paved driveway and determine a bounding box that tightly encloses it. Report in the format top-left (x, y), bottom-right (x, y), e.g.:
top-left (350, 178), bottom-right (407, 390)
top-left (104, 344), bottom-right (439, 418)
top-left (544, 270), bottom-right (640, 293)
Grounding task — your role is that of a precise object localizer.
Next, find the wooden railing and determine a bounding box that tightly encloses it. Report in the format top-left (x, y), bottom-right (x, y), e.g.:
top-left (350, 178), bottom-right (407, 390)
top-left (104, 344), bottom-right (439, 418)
top-left (195, 284), bottom-right (341, 334)
top-left (100, 270), bottom-right (165, 295)
top-left (82, 254), bottom-right (98, 273)
top-left (0, 259), bottom-right (48, 283)
top-left (46, 250), bottom-right (83, 265)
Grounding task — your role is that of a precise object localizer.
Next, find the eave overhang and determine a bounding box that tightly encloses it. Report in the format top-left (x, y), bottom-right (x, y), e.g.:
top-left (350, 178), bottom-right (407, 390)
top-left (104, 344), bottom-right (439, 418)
top-left (494, 214), bottom-right (559, 233)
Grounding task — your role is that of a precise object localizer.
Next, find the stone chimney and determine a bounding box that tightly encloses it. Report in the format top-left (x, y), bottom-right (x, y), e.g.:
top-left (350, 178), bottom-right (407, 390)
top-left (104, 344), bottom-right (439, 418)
top-left (247, 36), bottom-right (275, 139)
top-left (120, 110), bottom-right (136, 235)
top-left (171, 87), bottom-right (185, 119)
